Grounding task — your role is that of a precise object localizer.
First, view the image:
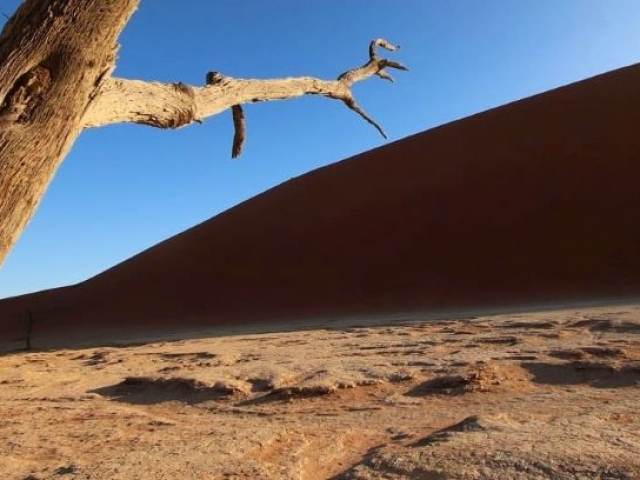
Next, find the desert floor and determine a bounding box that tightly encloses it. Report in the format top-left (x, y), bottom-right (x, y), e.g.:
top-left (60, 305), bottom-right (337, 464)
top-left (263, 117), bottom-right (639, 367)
top-left (1, 303), bottom-right (640, 479)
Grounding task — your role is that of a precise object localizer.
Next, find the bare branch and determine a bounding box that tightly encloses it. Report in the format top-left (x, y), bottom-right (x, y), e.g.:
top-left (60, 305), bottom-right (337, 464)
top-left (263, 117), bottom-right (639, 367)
top-left (376, 70), bottom-right (394, 82)
top-left (231, 105), bottom-right (245, 159)
top-left (82, 39), bottom-right (407, 157)
top-left (343, 97), bottom-right (387, 139)
top-left (369, 38), bottom-right (400, 59)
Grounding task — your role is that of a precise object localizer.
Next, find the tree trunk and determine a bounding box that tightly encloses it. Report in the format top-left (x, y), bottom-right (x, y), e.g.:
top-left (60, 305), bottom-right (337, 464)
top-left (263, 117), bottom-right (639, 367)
top-left (0, 1), bottom-right (406, 269)
top-left (0, 0), bottom-right (139, 266)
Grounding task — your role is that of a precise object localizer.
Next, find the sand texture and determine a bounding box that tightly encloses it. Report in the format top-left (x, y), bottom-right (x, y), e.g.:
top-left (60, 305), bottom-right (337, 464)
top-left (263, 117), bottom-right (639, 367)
top-left (2, 303), bottom-right (640, 479)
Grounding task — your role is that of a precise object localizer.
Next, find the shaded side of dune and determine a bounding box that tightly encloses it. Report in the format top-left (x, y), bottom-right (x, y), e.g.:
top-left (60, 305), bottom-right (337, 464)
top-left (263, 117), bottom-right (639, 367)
top-left (2, 63), bottom-right (640, 343)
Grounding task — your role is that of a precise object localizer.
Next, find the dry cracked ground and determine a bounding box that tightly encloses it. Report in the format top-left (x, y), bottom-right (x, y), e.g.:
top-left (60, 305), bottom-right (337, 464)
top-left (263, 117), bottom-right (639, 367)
top-left (1, 303), bottom-right (640, 479)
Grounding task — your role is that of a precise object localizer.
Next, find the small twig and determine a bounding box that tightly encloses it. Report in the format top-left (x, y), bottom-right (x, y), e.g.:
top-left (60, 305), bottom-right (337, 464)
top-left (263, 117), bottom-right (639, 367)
top-left (369, 38), bottom-right (400, 59)
top-left (376, 70), bottom-right (395, 82)
top-left (343, 97), bottom-right (387, 139)
top-left (231, 105), bottom-right (245, 159)
top-left (333, 39), bottom-right (407, 138)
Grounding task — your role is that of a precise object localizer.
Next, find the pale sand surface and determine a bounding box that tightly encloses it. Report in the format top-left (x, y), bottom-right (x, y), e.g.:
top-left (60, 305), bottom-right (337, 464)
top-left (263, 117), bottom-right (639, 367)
top-left (2, 303), bottom-right (640, 479)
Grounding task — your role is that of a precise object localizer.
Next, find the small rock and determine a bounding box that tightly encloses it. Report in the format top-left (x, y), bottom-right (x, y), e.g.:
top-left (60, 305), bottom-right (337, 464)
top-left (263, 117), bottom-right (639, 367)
top-left (53, 465), bottom-right (77, 475)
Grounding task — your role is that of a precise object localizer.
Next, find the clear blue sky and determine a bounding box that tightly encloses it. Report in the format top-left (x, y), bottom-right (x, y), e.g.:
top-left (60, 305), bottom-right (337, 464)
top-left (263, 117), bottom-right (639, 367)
top-left (2, 1), bottom-right (640, 299)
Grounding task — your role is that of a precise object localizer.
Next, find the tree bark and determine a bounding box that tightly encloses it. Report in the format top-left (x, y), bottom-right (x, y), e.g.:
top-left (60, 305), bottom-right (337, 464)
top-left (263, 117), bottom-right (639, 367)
top-left (0, 0), bottom-right (140, 267)
top-left (0, 2), bottom-right (406, 268)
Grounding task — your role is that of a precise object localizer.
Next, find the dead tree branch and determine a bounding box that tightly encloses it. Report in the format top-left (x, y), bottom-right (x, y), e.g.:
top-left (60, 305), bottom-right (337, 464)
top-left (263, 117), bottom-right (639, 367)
top-left (230, 105), bottom-right (245, 159)
top-left (82, 39), bottom-right (408, 156)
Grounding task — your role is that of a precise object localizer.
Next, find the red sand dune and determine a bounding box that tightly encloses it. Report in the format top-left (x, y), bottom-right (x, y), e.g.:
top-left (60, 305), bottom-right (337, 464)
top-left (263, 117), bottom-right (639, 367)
top-left (2, 63), bottom-right (640, 344)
